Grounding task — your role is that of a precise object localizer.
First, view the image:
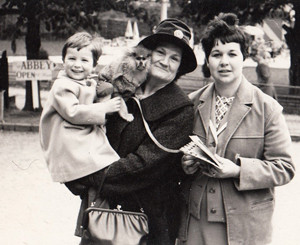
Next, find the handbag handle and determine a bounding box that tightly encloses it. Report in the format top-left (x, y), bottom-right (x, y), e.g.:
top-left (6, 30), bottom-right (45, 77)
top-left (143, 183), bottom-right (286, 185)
top-left (90, 167), bottom-right (110, 205)
top-left (132, 97), bottom-right (180, 154)
top-left (93, 165), bottom-right (145, 212)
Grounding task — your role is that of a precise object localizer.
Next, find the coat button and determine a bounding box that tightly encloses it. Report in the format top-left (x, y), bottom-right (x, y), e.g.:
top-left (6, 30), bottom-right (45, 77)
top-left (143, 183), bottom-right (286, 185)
top-left (209, 188), bottom-right (215, 193)
top-left (210, 208), bottom-right (217, 214)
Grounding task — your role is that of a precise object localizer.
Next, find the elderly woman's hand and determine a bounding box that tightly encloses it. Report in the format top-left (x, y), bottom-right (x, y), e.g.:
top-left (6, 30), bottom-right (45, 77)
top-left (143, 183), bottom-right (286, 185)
top-left (181, 154), bottom-right (209, 175)
top-left (181, 154), bottom-right (200, 174)
top-left (203, 154), bottom-right (241, 179)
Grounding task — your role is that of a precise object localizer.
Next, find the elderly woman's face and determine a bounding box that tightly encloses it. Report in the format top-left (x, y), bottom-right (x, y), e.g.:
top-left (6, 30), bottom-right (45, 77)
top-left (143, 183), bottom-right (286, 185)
top-left (208, 40), bottom-right (244, 86)
top-left (149, 42), bottom-right (182, 84)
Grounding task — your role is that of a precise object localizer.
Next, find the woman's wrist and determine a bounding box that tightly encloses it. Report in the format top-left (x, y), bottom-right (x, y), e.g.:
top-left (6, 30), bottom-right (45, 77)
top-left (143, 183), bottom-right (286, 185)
top-left (233, 165), bottom-right (241, 178)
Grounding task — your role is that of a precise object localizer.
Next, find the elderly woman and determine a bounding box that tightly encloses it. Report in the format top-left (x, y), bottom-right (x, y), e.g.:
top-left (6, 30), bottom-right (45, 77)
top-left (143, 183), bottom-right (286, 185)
top-left (178, 13), bottom-right (295, 245)
top-left (66, 19), bottom-right (197, 245)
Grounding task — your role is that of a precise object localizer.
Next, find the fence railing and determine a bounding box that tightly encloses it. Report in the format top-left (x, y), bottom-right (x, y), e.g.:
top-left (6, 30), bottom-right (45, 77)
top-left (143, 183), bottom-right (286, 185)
top-left (2, 55), bottom-right (300, 115)
top-left (177, 74), bottom-right (300, 115)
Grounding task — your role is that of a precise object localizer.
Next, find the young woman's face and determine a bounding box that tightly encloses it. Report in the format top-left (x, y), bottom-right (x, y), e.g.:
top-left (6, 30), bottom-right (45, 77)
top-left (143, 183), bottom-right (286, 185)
top-left (64, 46), bottom-right (94, 81)
top-left (149, 42), bottom-right (182, 84)
top-left (208, 40), bottom-right (244, 86)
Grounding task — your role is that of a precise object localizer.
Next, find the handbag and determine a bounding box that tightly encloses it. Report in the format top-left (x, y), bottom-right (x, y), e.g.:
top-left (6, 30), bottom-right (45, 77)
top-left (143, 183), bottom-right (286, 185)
top-left (80, 168), bottom-right (149, 245)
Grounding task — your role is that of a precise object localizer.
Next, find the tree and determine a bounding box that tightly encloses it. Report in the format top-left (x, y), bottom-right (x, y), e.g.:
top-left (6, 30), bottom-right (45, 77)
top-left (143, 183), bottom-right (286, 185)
top-left (0, 0), bottom-right (134, 111)
top-left (2, 0), bottom-right (43, 111)
top-left (177, 0), bottom-right (300, 87)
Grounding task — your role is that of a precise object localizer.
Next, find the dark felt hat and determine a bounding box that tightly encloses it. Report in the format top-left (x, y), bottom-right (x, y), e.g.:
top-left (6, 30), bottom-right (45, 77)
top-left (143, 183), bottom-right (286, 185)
top-left (139, 18), bottom-right (197, 75)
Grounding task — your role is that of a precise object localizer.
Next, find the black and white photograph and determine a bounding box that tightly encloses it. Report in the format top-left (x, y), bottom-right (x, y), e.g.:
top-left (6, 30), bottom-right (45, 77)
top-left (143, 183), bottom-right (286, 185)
top-left (0, 1), bottom-right (299, 244)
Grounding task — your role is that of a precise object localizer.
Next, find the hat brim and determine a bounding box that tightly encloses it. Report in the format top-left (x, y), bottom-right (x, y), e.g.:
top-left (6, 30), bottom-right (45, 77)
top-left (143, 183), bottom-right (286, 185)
top-left (139, 33), bottom-right (197, 75)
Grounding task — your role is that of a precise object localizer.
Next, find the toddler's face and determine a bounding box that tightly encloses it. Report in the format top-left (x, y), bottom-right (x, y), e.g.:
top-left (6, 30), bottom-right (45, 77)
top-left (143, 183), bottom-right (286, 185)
top-left (64, 46), bottom-right (94, 80)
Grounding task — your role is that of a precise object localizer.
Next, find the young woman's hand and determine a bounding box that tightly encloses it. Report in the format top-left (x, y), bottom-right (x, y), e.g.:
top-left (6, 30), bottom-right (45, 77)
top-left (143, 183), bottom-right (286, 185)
top-left (203, 154), bottom-right (241, 179)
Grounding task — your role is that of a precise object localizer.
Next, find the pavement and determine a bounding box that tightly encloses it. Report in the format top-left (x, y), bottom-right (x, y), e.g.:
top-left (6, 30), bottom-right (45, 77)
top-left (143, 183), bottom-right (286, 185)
top-left (0, 130), bottom-right (299, 245)
top-left (0, 131), bottom-right (81, 245)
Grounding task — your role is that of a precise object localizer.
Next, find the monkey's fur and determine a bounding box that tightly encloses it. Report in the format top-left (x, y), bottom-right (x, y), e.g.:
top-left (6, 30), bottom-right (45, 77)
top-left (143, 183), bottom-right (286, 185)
top-left (96, 45), bottom-right (151, 121)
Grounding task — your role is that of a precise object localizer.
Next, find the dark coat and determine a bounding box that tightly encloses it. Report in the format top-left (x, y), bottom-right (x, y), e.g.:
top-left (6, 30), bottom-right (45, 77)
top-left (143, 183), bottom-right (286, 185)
top-left (76, 82), bottom-right (194, 245)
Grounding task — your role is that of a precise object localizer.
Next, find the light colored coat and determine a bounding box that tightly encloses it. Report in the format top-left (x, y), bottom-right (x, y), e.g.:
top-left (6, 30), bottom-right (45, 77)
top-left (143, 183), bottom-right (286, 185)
top-left (39, 72), bottom-right (119, 183)
top-left (178, 77), bottom-right (295, 245)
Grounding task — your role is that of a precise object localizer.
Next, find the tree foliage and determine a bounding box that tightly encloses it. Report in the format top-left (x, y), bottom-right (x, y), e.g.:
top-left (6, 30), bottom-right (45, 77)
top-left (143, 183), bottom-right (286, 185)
top-left (175, 0), bottom-right (293, 42)
top-left (1, 0), bottom-right (160, 41)
top-left (2, 0), bottom-right (108, 44)
top-left (1, 0), bottom-right (299, 88)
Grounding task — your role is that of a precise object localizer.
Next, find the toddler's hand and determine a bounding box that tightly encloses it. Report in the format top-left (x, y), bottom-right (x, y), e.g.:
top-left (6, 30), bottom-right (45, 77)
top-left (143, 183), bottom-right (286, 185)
top-left (86, 74), bottom-right (98, 87)
top-left (103, 97), bottom-right (121, 113)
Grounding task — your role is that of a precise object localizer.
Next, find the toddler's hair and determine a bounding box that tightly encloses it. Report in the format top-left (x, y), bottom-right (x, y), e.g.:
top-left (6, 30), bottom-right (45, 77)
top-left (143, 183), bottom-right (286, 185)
top-left (62, 32), bottom-right (102, 66)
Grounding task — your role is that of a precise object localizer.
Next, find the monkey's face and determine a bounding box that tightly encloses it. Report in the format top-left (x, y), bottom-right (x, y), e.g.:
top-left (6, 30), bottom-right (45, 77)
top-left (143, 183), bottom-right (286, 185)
top-left (135, 56), bottom-right (150, 71)
top-left (131, 46), bottom-right (151, 71)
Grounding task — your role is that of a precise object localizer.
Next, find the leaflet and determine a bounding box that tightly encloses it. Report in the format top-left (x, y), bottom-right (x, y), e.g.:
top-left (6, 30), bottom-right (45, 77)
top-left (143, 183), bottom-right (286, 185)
top-left (180, 135), bottom-right (223, 169)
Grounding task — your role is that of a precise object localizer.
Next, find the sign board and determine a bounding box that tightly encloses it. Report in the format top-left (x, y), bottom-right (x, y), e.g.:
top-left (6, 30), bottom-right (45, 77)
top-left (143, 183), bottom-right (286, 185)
top-left (11, 59), bottom-right (60, 109)
top-left (12, 60), bottom-right (57, 81)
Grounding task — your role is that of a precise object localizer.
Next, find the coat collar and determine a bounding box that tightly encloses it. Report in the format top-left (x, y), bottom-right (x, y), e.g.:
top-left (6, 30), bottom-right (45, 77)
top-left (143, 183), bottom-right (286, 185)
top-left (196, 76), bottom-right (254, 153)
top-left (57, 70), bottom-right (88, 86)
top-left (197, 76), bottom-right (254, 105)
top-left (137, 82), bottom-right (193, 121)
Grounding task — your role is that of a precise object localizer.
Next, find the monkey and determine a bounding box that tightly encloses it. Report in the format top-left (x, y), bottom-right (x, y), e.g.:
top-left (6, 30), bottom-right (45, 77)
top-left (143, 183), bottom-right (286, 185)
top-left (96, 45), bottom-right (151, 122)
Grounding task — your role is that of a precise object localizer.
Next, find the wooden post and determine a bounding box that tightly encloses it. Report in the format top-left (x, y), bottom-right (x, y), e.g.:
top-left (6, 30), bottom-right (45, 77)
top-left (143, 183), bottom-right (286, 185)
top-left (0, 90), bottom-right (5, 122)
top-left (0, 50), bottom-right (9, 108)
top-left (31, 80), bottom-right (40, 110)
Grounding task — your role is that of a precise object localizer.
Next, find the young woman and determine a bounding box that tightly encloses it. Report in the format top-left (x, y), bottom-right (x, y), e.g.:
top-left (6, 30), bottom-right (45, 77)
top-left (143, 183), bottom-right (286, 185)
top-left (66, 19), bottom-right (198, 245)
top-left (179, 13), bottom-right (295, 245)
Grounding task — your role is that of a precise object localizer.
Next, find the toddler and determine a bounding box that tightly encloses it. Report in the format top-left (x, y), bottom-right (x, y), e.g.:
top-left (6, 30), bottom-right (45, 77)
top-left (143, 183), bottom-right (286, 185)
top-left (39, 32), bottom-right (121, 183)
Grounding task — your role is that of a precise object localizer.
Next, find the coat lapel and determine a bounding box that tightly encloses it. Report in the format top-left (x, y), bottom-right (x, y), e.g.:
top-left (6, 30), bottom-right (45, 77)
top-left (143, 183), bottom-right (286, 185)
top-left (111, 82), bottom-right (193, 140)
top-left (140, 82), bottom-right (193, 121)
top-left (197, 83), bottom-right (215, 136)
top-left (217, 77), bottom-right (254, 154)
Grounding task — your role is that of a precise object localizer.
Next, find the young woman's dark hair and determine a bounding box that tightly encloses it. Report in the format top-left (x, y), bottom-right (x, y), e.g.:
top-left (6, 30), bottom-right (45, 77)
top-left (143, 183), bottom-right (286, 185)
top-left (201, 13), bottom-right (249, 61)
